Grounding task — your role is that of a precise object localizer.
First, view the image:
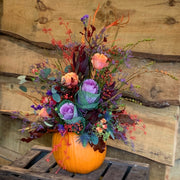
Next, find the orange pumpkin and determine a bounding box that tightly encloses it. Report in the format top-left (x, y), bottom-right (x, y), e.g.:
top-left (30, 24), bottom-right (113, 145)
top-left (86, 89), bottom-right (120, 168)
top-left (52, 132), bottom-right (107, 174)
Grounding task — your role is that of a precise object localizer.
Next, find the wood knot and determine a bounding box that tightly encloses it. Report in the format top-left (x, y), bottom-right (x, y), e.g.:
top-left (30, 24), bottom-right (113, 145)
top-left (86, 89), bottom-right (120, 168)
top-left (150, 86), bottom-right (162, 99)
top-left (35, 17), bottom-right (48, 24)
top-left (96, 1), bottom-right (135, 26)
top-left (36, 0), bottom-right (47, 11)
top-left (165, 17), bottom-right (178, 25)
top-left (106, 0), bottom-right (111, 6)
top-left (169, 0), bottom-right (176, 6)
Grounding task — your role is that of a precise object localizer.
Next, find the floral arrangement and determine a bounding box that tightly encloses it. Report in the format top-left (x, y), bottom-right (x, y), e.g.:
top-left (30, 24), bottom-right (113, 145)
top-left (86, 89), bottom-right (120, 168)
top-left (15, 8), bottom-right (157, 154)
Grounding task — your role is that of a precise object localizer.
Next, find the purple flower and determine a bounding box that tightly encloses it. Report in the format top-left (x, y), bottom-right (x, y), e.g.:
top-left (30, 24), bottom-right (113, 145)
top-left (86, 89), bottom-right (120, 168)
top-left (31, 104), bottom-right (43, 111)
top-left (76, 79), bottom-right (100, 110)
top-left (60, 103), bottom-right (74, 120)
top-left (58, 124), bottom-right (65, 136)
top-left (81, 15), bottom-right (89, 25)
top-left (82, 79), bottom-right (98, 94)
top-left (46, 90), bottom-right (52, 96)
top-left (58, 101), bottom-right (78, 121)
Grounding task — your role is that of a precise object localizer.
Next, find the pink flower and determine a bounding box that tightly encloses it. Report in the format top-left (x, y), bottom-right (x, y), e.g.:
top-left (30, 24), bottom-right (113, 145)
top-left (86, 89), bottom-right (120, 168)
top-left (102, 124), bottom-right (107, 129)
top-left (41, 97), bottom-right (49, 104)
top-left (91, 53), bottom-right (109, 70)
top-left (61, 72), bottom-right (78, 87)
top-left (41, 97), bottom-right (56, 106)
top-left (32, 68), bottom-right (38, 74)
top-left (96, 127), bottom-right (103, 133)
top-left (39, 108), bottom-right (49, 118)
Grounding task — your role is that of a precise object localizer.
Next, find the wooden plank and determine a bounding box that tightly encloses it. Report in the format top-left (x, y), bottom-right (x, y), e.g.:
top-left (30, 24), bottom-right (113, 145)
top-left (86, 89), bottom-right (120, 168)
top-left (74, 161), bottom-right (108, 179)
top-left (105, 157), bottom-right (149, 168)
top-left (169, 159), bottom-right (180, 180)
top-left (29, 152), bottom-right (56, 173)
top-left (0, 157), bottom-right (11, 166)
top-left (0, 175), bottom-right (24, 180)
top-left (0, 35), bottom-right (179, 106)
top-left (103, 164), bottom-right (128, 180)
top-left (107, 146), bottom-right (169, 180)
top-left (1, 0), bottom-right (180, 56)
top-left (126, 166), bottom-right (149, 180)
top-left (0, 35), bottom-right (57, 76)
top-left (31, 145), bottom-right (52, 152)
top-left (0, 146), bottom-right (22, 163)
top-left (0, 114), bottom-right (52, 157)
top-left (108, 101), bottom-right (179, 166)
top-left (0, 165), bottom-right (77, 180)
top-left (49, 164), bottom-right (74, 177)
top-left (11, 149), bottom-right (41, 168)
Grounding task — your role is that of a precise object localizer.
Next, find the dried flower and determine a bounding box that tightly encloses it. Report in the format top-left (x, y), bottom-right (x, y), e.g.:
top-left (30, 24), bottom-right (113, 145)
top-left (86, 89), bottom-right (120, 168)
top-left (61, 72), bottom-right (79, 87)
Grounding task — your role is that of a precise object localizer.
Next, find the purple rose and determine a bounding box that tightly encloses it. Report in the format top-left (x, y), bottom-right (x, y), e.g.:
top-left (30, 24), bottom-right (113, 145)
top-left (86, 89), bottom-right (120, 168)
top-left (76, 79), bottom-right (100, 106)
top-left (82, 79), bottom-right (98, 94)
top-left (59, 102), bottom-right (77, 120)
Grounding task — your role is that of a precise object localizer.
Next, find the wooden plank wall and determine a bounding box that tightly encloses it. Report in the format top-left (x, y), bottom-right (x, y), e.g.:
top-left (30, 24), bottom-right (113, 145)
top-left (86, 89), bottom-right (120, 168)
top-left (0, 0), bottom-right (180, 179)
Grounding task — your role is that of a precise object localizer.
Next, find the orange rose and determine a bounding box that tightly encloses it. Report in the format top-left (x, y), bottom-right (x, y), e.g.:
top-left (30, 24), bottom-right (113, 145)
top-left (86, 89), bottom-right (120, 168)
top-left (91, 53), bottom-right (109, 70)
top-left (39, 108), bottom-right (49, 118)
top-left (61, 72), bottom-right (78, 87)
top-left (100, 118), bottom-right (107, 124)
top-left (96, 127), bottom-right (103, 133)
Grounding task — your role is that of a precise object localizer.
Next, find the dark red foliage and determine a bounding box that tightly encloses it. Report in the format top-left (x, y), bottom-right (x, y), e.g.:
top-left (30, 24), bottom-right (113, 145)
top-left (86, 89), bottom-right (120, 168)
top-left (72, 45), bottom-right (89, 81)
top-left (113, 112), bottom-right (134, 125)
top-left (21, 127), bottom-right (58, 143)
top-left (85, 110), bottom-right (100, 124)
top-left (90, 137), bottom-right (106, 153)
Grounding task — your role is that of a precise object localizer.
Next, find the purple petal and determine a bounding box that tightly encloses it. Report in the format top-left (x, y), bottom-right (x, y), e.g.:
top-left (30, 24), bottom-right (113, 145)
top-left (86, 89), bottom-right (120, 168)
top-left (82, 79), bottom-right (98, 94)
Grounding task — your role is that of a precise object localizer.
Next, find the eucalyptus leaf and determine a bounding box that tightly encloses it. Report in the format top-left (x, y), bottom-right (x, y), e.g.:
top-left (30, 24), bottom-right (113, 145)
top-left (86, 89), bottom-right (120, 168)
top-left (44, 121), bottom-right (53, 127)
top-left (41, 86), bottom-right (46, 90)
top-left (51, 86), bottom-right (57, 94)
top-left (52, 93), bottom-right (61, 102)
top-left (48, 77), bottom-right (56, 81)
top-left (19, 85), bottom-right (27, 92)
top-left (43, 68), bottom-right (51, 78)
top-left (17, 76), bottom-right (27, 84)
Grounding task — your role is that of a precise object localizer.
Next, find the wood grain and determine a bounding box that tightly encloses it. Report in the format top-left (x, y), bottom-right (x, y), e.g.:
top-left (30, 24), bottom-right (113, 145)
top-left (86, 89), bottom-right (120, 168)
top-left (107, 101), bottom-right (179, 166)
top-left (0, 0), bottom-right (180, 56)
top-left (0, 165), bottom-right (77, 180)
top-left (107, 146), bottom-right (168, 180)
top-left (0, 114), bottom-right (52, 156)
top-left (0, 36), bottom-right (179, 107)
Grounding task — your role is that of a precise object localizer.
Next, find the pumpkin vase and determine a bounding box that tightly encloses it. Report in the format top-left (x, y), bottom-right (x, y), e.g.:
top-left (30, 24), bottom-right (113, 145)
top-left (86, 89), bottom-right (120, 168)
top-left (52, 132), bottom-right (107, 174)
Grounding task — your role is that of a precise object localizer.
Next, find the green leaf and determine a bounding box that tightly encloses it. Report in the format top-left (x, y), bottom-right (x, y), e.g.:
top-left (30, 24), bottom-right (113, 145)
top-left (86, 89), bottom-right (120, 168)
top-left (51, 85), bottom-right (57, 94)
top-left (31, 77), bottom-right (35, 81)
top-left (76, 90), bottom-right (100, 110)
top-left (48, 77), bottom-right (56, 81)
top-left (52, 93), bottom-right (61, 102)
top-left (108, 125), bottom-right (115, 139)
top-left (44, 121), bottom-right (53, 127)
top-left (64, 65), bottom-right (72, 73)
top-left (64, 116), bottom-right (85, 125)
top-left (40, 68), bottom-right (51, 79)
top-left (90, 134), bottom-right (99, 145)
top-left (19, 85), bottom-right (27, 92)
top-left (46, 108), bottom-right (51, 114)
top-left (41, 86), bottom-right (46, 90)
top-left (78, 133), bottom-right (90, 147)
